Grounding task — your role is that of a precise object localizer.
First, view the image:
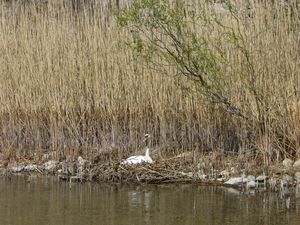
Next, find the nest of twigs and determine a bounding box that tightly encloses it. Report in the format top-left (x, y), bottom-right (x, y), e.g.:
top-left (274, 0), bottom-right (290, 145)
top-left (89, 158), bottom-right (197, 184)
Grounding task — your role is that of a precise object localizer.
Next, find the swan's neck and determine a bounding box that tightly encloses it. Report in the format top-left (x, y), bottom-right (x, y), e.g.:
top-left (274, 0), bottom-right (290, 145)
top-left (145, 140), bottom-right (150, 158)
top-left (145, 147), bottom-right (150, 158)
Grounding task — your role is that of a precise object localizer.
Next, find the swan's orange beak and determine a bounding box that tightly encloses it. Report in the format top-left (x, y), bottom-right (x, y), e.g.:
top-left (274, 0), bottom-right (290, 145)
top-left (143, 134), bottom-right (150, 142)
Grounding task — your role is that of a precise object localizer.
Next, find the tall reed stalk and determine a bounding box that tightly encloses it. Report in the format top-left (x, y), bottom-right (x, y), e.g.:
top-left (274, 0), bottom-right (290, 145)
top-left (0, 0), bottom-right (299, 164)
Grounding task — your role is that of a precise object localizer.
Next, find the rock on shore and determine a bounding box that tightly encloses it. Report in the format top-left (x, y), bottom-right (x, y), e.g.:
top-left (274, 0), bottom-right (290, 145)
top-left (293, 159), bottom-right (300, 170)
top-left (44, 160), bottom-right (58, 172)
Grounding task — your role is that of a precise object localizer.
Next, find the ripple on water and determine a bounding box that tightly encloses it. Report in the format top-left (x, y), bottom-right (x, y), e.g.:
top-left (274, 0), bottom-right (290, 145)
top-left (0, 176), bottom-right (300, 225)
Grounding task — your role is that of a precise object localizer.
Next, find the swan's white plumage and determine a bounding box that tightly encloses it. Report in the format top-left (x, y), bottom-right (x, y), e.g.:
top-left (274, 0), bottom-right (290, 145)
top-left (121, 134), bottom-right (153, 165)
top-left (122, 155), bottom-right (153, 165)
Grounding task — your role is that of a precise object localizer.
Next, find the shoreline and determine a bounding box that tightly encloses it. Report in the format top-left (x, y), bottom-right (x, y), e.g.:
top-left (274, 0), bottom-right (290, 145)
top-left (1, 155), bottom-right (300, 193)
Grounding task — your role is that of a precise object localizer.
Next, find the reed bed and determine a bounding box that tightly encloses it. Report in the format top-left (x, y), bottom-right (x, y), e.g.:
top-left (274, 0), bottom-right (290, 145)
top-left (0, 0), bottom-right (299, 167)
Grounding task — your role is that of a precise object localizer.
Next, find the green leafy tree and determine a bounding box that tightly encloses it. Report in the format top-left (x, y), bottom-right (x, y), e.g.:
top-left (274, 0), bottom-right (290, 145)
top-left (118, 0), bottom-right (248, 118)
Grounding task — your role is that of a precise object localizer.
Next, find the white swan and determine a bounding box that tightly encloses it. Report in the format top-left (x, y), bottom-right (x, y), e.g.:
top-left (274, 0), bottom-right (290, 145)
top-left (122, 134), bottom-right (153, 165)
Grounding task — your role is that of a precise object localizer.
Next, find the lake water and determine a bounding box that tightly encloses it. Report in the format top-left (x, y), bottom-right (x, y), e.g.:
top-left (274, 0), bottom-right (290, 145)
top-left (0, 176), bottom-right (300, 225)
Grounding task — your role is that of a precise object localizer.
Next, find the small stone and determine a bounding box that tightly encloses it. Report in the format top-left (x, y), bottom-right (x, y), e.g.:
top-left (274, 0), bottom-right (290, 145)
top-left (224, 177), bottom-right (245, 185)
top-left (179, 172), bottom-right (193, 178)
top-left (24, 164), bottom-right (37, 172)
top-left (247, 175), bottom-right (255, 182)
top-left (293, 160), bottom-right (300, 170)
top-left (256, 175), bottom-right (267, 182)
top-left (9, 165), bottom-right (24, 173)
top-left (197, 173), bottom-right (208, 180)
top-left (44, 160), bottom-right (58, 171)
top-left (219, 170), bottom-right (230, 178)
top-left (217, 178), bottom-right (225, 182)
top-left (283, 158), bottom-right (293, 168)
top-left (246, 180), bottom-right (256, 189)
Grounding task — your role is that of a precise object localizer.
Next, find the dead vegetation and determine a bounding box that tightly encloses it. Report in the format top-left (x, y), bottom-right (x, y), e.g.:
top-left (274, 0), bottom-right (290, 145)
top-left (89, 160), bottom-right (193, 184)
top-left (0, 0), bottom-right (299, 169)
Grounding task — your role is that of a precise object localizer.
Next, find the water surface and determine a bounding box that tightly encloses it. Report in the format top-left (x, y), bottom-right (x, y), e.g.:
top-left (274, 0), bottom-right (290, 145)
top-left (0, 176), bottom-right (299, 225)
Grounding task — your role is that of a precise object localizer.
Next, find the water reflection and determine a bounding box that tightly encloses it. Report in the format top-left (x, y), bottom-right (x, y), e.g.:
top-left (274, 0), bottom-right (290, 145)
top-left (0, 176), bottom-right (300, 225)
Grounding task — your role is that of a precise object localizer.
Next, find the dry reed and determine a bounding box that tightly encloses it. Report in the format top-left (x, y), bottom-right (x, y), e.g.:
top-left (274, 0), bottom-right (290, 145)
top-left (0, 0), bottom-right (299, 166)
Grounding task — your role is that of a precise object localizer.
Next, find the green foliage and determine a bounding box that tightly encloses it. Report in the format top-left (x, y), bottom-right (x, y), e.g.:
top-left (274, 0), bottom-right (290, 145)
top-left (118, 0), bottom-right (245, 117)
